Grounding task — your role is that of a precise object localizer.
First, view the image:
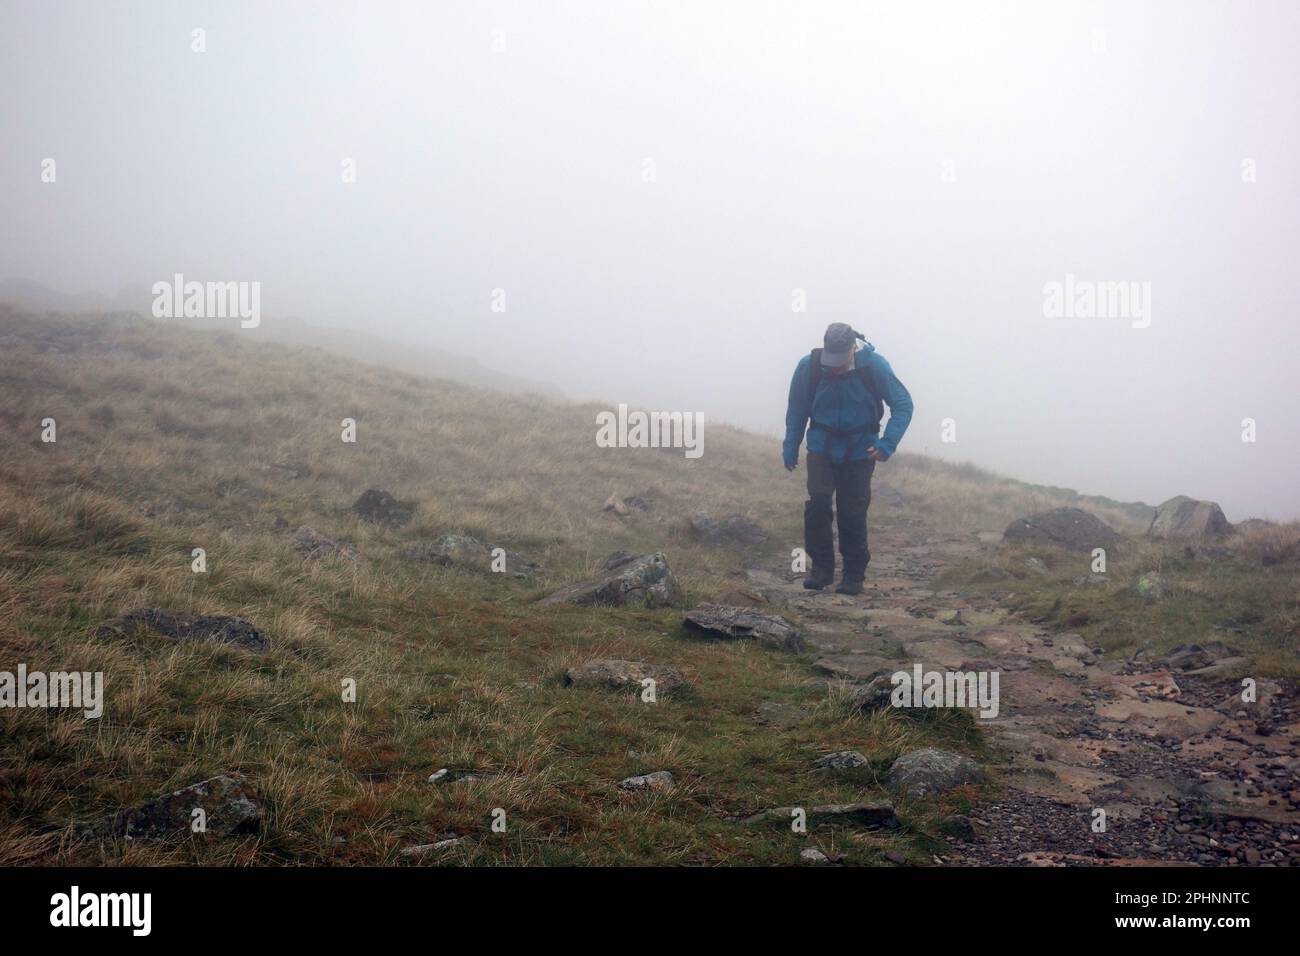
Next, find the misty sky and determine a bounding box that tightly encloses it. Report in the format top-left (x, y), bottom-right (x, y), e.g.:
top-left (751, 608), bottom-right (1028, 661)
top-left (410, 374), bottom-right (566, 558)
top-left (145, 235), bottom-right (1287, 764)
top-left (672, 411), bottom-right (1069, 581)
top-left (3, 0), bottom-right (1297, 520)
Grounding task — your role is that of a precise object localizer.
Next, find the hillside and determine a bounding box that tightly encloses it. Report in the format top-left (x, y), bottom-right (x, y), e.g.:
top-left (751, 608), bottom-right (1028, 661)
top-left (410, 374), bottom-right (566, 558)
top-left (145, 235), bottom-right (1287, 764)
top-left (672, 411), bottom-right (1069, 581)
top-left (0, 279), bottom-right (561, 398)
top-left (1, 308), bottom-right (1295, 867)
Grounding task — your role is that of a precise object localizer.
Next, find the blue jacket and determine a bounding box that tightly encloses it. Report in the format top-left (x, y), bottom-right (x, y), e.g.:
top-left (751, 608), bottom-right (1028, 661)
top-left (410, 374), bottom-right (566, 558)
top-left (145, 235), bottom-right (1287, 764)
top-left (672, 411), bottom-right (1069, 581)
top-left (783, 345), bottom-right (913, 467)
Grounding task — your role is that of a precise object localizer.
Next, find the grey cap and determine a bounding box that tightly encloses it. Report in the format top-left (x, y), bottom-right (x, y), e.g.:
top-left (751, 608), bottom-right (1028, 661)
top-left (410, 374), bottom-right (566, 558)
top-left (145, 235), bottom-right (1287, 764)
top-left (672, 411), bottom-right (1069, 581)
top-left (820, 322), bottom-right (857, 366)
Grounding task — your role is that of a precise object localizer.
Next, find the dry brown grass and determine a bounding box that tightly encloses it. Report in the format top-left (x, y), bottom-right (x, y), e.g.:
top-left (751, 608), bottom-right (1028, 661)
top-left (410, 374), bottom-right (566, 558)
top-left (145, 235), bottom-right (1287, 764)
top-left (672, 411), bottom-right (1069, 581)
top-left (0, 308), bottom-right (1202, 866)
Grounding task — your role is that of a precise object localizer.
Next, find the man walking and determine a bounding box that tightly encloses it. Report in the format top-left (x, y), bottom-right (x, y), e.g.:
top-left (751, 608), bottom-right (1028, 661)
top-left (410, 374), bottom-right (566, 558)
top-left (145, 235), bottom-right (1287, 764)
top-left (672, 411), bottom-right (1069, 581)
top-left (783, 323), bottom-right (913, 595)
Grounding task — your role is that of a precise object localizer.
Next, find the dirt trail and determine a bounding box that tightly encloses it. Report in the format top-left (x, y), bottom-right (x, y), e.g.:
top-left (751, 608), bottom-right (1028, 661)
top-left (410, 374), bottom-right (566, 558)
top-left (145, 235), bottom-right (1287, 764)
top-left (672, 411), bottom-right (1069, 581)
top-left (745, 524), bottom-right (1300, 866)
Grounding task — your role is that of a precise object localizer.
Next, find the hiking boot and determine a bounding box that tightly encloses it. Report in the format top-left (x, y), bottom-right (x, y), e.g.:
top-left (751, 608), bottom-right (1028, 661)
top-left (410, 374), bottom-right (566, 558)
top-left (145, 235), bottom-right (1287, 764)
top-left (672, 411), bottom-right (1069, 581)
top-left (835, 576), bottom-right (864, 596)
top-left (803, 568), bottom-right (834, 590)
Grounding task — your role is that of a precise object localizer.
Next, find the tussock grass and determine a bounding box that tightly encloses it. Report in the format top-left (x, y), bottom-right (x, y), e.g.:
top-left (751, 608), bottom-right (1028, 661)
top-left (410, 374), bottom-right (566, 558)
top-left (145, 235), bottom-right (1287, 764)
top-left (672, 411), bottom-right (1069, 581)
top-left (940, 526), bottom-right (1300, 679)
top-left (0, 308), bottom-right (1206, 865)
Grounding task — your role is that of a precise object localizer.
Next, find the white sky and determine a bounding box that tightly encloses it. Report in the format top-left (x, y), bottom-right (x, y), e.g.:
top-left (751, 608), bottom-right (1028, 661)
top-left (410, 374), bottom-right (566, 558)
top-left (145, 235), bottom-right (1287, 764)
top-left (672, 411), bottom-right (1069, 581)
top-left (3, 0), bottom-right (1297, 519)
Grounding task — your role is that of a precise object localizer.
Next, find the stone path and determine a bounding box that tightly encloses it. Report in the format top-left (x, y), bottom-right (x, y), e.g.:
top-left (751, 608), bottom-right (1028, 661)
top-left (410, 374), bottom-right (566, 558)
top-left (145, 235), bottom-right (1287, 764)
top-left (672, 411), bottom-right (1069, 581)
top-left (745, 525), bottom-right (1300, 866)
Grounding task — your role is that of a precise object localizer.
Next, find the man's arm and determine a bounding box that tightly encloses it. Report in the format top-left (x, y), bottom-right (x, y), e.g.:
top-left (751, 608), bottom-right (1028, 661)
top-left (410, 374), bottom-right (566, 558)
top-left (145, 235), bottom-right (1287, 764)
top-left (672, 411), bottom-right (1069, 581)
top-left (867, 352), bottom-right (913, 460)
top-left (783, 357), bottom-right (811, 469)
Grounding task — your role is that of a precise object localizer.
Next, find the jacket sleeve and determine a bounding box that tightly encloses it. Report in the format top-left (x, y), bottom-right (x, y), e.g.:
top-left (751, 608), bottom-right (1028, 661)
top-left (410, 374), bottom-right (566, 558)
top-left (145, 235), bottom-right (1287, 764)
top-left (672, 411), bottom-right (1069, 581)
top-left (869, 352), bottom-right (913, 458)
top-left (783, 357), bottom-right (810, 466)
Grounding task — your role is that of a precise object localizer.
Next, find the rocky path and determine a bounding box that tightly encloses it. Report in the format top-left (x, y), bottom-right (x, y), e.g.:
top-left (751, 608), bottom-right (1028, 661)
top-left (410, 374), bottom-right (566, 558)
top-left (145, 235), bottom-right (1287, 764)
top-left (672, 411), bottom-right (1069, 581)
top-left (744, 525), bottom-right (1300, 866)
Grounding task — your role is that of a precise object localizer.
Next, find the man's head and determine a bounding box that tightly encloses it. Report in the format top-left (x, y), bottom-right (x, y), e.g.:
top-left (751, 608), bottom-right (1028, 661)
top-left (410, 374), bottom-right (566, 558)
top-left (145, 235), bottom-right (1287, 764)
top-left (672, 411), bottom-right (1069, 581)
top-left (820, 322), bottom-right (858, 372)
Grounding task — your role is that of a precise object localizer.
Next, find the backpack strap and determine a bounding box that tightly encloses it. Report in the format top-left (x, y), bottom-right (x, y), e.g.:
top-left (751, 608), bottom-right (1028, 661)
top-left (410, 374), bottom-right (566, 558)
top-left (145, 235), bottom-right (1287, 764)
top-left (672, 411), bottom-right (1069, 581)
top-left (807, 348), bottom-right (823, 407)
top-left (855, 364), bottom-right (885, 424)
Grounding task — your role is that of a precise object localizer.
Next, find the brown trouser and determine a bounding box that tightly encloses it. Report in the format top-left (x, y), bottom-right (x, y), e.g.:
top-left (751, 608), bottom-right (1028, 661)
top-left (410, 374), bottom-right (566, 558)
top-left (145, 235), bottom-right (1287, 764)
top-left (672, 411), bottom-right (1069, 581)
top-left (805, 452), bottom-right (875, 580)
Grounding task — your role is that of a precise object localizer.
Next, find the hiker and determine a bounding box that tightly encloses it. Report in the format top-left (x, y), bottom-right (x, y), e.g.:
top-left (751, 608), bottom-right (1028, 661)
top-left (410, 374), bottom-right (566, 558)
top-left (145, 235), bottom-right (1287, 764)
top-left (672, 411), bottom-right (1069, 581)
top-left (783, 323), bottom-right (913, 595)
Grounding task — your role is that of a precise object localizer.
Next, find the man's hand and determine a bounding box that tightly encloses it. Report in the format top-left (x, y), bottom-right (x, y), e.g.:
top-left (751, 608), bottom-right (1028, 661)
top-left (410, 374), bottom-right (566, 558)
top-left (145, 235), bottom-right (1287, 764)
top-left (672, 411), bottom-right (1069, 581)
top-left (867, 446), bottom-right (889, 462)
top-left (785, 459), bottom-right (798, 472)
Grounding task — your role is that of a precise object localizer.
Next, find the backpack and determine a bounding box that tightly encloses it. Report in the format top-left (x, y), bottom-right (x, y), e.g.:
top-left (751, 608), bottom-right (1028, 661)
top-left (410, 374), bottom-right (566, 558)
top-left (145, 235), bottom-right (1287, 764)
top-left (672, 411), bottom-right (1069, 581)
top-left (807, 347), bottom-right (884, 438)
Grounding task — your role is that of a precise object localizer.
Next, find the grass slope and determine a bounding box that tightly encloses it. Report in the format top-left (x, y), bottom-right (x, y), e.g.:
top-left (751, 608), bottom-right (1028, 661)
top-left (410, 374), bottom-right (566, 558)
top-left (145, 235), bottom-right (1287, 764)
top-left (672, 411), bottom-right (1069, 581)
top-left (0, 309), bottom-right (1293, 865)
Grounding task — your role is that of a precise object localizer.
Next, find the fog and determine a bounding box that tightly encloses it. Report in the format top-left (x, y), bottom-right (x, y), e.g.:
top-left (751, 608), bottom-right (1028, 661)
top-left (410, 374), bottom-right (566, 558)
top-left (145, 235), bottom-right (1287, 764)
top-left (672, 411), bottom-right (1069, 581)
top-left (3, 0), bottom-right (1297, 520)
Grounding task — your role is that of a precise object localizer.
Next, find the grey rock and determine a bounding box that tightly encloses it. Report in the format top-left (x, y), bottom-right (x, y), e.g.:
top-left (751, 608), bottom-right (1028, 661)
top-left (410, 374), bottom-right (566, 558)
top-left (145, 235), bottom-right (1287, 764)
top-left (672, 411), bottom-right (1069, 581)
top-left (400, 534), bottom-right (537, 578)
top-left (77, 773), bottom-right (263, 840)
top-left (427, 768), bottom-right (489, 785)
top-left (401, 836), bottom-right (467, 858)
top-left (846, 671), bottom-right (898, 712)
top-left (1003, 508), bottom-right (1121, 553)
top-left (800, 847), bottom-right (831, 864)
top-left (682, 604), bottom-right (804, 653)
top-left (813, 751), bottom-right (870, 770)
top-left (886, 748), bottom-right (985, 798)
top-left (564, 659), bottom-right (685, 693)
top-left (95, 608), bottom-right (267, 653)
top-left (352, 488), bottom-right (414, 526)
top-left (539, 552), bottom-right (681, 608)
top-left (1162, 642), bottom-right (1240, 672)
top-left (292, 526), bottom-right (360, 561)
top-left (617, 771), bottom-right (674, 792)
top-left (744, 802), bottom-right (899, 829)
top-left (1148, 496), bottom-right (1232, 539)
top-left (601, 550), bottom-right (635, 570)
top-left (1184, 656), bottom-right (1249, 678)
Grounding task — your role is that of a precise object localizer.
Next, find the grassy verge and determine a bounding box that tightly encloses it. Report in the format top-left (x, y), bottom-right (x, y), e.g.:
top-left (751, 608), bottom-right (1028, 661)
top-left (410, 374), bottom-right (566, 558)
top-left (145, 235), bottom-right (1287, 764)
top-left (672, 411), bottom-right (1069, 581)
top-left (937, 530), bottom-right (1300, 679)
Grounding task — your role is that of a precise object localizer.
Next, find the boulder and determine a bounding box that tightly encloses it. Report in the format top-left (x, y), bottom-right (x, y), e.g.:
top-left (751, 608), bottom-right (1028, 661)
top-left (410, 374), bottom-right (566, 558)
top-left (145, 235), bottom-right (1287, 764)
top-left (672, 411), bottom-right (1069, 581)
top-left (292, 526), bottom-right (360, 561)
top-left (400, 534), bottom-right (537, 578)
top-left (886, 748), bottom-right (985, 798)
top-left (688, 512), bottom-right (768, 549)
top-left (812, 751), bottom-right (870, 770)
top-left (563, 659), bottom-right (685, 693)
top-left (95, 609), bottom-right (267, 653)
top-left (77, 773), bottom-right (263, 840)
top-left (743, 802), bottom-right (898, 829)
top-left (539, 552), bottom-right (681, 608)
top-left (1160, 642), bottom-right (1240, 672)
top-left (683, 604), bottom-right (804, 653)
top-left (1003, 508), bottom-right (1121, 553)
top-left (601, 550), bottom-right (635, 570)
top-left (1148, 496), bottom-right (1231, 539)
top-left (845, 670), bottom-right (898, 712)
top-left (352, 488), bottom-right (414, 526)
top-left (617, 771), bottom-right (674, 793)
